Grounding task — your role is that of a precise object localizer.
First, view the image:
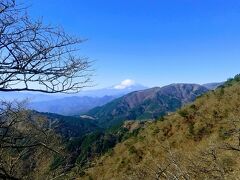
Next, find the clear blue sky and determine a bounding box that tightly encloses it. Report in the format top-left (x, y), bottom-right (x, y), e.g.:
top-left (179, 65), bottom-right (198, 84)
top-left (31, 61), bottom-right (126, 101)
top-left (24, 0), bottom-right (240, 88)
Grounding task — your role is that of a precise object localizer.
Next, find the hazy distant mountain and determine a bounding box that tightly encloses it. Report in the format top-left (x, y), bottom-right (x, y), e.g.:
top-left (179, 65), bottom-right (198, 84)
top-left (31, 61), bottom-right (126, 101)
top-left (29, 96), bottom-right (116, 116)
top-left (202, 82), bottom-right (224, 90)
top-left (0, 91), bottom-right (62, 102)
top-left (0, 80), bottom-right (147, 115)
top-left (87, 84), bottom-right (209, 128)
top-left (0, 80), bottom-right (147, 101)
top-left (0, 80), bottom-right (220, 118)
top-left (78, 81), bottom-right (147, 97)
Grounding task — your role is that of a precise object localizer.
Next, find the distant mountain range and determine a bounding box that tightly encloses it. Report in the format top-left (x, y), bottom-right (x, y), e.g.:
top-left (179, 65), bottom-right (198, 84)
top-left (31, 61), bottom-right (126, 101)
top-left (78, 83), bottom-right (147, 97)
top-left (29, 96), bottom-right (116, 116)
top-left (87, 84), bottom-right (211, 127)
top-left (0, 81), bottom-right (223, 117)
top-left (31, 82), bottom-right (223, 129)
top-left (0, 91), bottom-right (63, 102)
top-left (0, 81), bottom-right (147, 115)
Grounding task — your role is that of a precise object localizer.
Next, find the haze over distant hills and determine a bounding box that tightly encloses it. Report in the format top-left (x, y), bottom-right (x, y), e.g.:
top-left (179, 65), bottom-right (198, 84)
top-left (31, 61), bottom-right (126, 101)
top-left (0, 79), bottom-right (147, 102)
top-left (77, 79), bottom-right (147, 97)
top-left (29, 96), bottom-right (116, 116)
top-left (0, 80), bottom-right (223, 116)
top-left (27, 80), bottom-right (147, 115)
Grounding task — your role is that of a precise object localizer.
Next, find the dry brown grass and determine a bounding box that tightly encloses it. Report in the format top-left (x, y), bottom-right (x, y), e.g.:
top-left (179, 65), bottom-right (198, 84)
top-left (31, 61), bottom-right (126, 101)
top-left (79, 83), bottom-right (240, 180)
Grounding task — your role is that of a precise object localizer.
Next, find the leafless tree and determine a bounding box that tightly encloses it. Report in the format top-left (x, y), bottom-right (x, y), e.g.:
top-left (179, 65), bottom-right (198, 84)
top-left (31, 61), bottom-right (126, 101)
top-left (187, 147), bottom-right (226, 179)
top-left (220, 116), bottom-right (240, 151)
top-left (0, 0), bottom-right (92, 94)
top-left (0, 0), bottom-right (93, 179)
top-left (0, 100), bottom-right (62, 179)
top-left (129, 140), bottom-right (238, 180)
top-left (129, 142), bottom-right (191, 180)
top-left (151, 143), bottom-right (190, 180)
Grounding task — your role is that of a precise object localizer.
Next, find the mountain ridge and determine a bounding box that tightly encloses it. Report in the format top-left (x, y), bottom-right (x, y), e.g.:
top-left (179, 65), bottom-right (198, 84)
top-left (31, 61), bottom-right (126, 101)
top-left (87, 83), bottom-right (209, 128)
top-left (80, 75), bottom-right (240, 180)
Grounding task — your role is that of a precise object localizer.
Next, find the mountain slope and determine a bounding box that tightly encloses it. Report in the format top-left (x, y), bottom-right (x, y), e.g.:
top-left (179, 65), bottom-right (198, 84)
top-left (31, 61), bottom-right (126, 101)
top-left (202, 82), bottom-right (224, 90)
top-left (87, 84), bottom-right (209, 127)
top-left (81, 75), bottom-right (240, 180)
top-left (37, 112), bottom-right (101, 139)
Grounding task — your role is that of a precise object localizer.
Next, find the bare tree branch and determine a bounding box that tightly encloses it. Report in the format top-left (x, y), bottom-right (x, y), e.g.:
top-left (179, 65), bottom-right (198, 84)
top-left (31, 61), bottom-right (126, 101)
top-left (0, 100), bottom-right (62, 179)
top-left (0, 0), bottom-right (92, 94)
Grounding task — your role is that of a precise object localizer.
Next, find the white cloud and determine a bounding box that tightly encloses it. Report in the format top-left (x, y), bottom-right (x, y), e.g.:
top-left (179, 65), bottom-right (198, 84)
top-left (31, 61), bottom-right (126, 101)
top-left (114, 79), bottom-right (135, 90)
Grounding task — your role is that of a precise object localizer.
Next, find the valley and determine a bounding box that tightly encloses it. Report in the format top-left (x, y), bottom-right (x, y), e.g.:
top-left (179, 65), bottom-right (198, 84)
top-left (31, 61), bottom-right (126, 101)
top-left (0, 1), bottom-right (238, 179)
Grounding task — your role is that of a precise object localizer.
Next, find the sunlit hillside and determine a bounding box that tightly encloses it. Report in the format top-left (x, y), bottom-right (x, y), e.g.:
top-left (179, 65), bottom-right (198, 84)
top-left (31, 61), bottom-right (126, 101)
top-left (1, 0), bottom-right (240, 179)
top-left (80, 75), bottom-right (240, 179)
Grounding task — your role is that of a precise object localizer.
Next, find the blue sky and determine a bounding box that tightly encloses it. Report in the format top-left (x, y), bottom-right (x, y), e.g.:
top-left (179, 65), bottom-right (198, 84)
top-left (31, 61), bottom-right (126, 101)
top-left (24, 0), bottom-right (240, 88)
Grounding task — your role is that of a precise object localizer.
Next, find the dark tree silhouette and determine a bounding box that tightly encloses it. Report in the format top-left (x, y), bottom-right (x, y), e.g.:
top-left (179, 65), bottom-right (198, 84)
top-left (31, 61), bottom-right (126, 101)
top-left (0, 0), bottom-right (93, 179)
top-left (0, 100), bottom-right (62, 179)
top-left (0, 0), bottom-right (92, 93)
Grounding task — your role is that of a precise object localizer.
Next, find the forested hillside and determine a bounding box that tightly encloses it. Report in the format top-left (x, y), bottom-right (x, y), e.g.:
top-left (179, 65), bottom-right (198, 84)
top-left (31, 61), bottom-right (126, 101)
top-left (1, 0), bottom-right (238, 179)
top-left (80, 75), bottom-right (240, 179)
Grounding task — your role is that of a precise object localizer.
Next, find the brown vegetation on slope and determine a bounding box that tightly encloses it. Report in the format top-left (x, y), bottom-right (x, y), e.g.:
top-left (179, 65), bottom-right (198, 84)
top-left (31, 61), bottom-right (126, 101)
top-left (81, 81), bottom-right (240, 180)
